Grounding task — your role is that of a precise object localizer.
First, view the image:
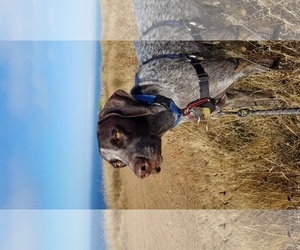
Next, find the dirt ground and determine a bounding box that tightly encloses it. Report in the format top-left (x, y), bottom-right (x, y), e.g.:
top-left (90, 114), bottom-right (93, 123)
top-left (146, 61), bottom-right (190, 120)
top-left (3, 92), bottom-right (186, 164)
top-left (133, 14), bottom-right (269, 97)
top-left (104, 210), bottom-right (300, 250)
top-left (99, 1), bottom-right (300, 249)
top-left (100, 0), bottom-right (138, 40)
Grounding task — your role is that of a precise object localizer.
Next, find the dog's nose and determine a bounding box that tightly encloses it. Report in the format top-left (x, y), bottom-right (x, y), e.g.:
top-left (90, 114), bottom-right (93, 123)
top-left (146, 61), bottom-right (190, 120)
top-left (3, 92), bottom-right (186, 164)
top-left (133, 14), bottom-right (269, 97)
top-left (134, 159), bottom-right (149, 179)
top-left (134, 159), bottom-right (161, 179)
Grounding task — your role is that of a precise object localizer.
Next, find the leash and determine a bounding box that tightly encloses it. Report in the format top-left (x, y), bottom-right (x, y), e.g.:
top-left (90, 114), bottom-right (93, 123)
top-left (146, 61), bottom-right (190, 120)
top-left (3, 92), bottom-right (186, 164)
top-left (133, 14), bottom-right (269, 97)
top-left (142, 20), bottom-right (203, 40)
top-left (218, 108), bottom-right (300, 117)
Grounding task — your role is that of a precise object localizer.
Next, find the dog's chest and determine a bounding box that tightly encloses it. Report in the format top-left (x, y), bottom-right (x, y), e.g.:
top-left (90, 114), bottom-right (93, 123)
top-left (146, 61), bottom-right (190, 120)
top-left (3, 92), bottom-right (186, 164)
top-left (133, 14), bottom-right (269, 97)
top-left (135, 59), bottom-right (201, 108)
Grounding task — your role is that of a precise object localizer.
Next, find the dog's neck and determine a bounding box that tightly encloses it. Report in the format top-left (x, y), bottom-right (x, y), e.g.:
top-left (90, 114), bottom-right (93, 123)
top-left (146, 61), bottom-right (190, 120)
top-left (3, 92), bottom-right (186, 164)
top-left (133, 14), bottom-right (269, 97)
top-left (145, 109), bottom-right (177, 137)
top-left (131, 84), bottom-right (183, 136)
top-left (131, 75), bottom-right (201, 110)
top-left (131, 83), bottom-right (188, 108)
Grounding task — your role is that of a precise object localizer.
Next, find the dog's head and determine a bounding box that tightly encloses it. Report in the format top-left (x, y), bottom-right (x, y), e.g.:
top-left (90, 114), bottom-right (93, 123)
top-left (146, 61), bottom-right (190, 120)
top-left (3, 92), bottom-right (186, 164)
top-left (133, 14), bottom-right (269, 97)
top-left (97, 90), bottom-right (174, 179)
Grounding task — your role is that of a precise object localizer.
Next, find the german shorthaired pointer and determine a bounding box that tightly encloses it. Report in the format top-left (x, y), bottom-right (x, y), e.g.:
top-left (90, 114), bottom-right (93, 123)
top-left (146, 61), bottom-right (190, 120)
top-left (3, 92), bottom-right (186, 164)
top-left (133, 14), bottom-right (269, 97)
top-left (97, 41), bottom-right (279, 179)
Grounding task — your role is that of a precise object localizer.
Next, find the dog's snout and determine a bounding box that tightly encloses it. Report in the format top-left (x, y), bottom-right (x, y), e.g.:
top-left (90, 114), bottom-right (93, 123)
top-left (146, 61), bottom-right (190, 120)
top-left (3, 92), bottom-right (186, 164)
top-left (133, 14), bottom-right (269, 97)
top-left (135, 159), bottom-right (149, 179)
top-left (134, 158), bottom-right (161, 179)
top-left (140, 164), bottom-right (148, 179)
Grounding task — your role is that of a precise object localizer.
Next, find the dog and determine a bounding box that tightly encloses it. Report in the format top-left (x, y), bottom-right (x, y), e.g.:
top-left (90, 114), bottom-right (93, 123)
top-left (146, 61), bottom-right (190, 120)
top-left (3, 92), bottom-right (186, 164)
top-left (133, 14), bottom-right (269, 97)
top-left (133, 0), bottom-right (280, 40)
top-left (97, 41), bottom-right (279, 179)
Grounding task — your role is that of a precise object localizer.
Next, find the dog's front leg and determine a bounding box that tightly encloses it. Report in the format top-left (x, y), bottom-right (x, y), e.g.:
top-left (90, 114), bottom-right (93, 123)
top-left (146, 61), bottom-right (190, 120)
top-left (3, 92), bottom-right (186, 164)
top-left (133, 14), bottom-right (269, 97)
top-left (219, 90), bottom-right (280, 109)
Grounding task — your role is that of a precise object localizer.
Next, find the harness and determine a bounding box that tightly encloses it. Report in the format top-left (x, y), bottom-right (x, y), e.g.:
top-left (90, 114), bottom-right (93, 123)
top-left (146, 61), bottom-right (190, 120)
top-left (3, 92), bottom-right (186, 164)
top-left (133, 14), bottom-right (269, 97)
top-left (131, 54), bottom-right (216, 127)
top-left (143, 20), bottom-right (203, 40)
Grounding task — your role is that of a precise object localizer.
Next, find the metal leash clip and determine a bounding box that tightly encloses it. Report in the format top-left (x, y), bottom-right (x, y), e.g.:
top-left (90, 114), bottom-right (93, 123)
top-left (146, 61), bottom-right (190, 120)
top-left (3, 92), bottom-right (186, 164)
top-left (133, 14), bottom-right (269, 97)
top-left (185, 107), bottom-right (205, 123)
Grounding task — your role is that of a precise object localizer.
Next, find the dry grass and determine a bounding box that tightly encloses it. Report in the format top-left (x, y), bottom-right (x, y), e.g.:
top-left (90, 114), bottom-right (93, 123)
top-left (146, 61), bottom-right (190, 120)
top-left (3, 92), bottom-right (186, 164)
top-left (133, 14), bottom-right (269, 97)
top-left (100, 0), bottom-right (300, 40)
top-left (100, 0), bottom-right (138, 40)
top-left (202, 0), bottom-right (300, 39)
top-left (100, 40), bottom-right (138, 208)
top-left (100, 40), bottom-right (300, 211)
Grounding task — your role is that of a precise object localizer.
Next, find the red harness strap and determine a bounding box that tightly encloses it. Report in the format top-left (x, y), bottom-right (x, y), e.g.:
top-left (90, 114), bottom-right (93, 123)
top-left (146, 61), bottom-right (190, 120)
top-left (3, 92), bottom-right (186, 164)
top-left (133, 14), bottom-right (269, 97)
top-left (183, 98), bottom-right (212, 119)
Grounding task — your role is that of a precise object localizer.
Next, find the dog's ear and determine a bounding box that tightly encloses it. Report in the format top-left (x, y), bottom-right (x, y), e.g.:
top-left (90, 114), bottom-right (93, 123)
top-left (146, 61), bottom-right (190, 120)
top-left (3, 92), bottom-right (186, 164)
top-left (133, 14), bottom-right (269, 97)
top-left (99, 90), bottom-right (154, 121)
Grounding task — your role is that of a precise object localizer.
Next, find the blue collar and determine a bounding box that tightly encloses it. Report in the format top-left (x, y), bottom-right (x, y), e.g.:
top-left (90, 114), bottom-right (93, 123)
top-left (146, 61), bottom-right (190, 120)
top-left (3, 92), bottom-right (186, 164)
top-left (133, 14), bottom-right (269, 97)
top-left (133, 94), bottom-right (182, 128)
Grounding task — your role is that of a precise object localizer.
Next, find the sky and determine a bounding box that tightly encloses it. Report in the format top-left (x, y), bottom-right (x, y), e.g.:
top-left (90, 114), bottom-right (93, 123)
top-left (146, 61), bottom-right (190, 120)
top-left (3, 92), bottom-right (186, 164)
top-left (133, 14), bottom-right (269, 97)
top-left (0, 0), bottom-right (107, 249)
top-left (0, 41), bottom-right (104, 209)
top-left (0, 0), bottom-right (101, 40)
top-left (0, 210), bottom-right (106, 250)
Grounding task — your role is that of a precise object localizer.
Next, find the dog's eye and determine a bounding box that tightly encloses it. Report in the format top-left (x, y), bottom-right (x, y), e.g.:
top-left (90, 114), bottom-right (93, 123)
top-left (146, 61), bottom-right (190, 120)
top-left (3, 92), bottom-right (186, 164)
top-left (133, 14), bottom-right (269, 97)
top-left (114, 160), bottom-right (126, 168)
top-left (116, 161), bottom-right (122, 167)
top-left (114, 130), bottom-right (121, 140)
